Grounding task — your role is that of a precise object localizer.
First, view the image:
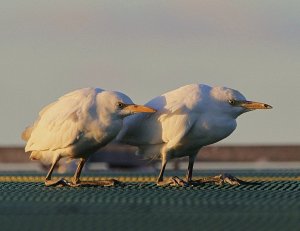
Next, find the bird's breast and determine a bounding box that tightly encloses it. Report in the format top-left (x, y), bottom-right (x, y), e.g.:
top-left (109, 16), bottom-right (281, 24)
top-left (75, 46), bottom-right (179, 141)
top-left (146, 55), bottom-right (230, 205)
top-left (185, 116), bottom-right (237, 147)
top-left (92, 119), bottom-right (123, 144)
top-left (71, 119), bottom-right (123, 158)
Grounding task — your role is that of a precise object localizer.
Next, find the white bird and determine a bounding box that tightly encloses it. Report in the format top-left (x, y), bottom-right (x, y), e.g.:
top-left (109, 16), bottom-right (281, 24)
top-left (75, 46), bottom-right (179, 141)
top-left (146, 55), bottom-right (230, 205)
top-left (22, 88), bottom-right (156, 186)
top-left (117, 84), bottom-right (272, 186)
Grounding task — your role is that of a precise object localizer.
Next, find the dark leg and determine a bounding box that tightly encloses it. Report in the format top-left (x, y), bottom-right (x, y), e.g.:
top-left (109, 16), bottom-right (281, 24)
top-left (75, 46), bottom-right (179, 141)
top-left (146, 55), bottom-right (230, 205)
top-left (45, 155), bottom-right (60, 181)
top-left (72, 158), bottom-right (86, 184)
top-left (156, 154), bottom-right (187, 187)
top-left (69, 158), bottom-right (121, 187)
top-left (45, 155), bottom-right (69, 186)
top-left (185, 151), bottom-right (246, 186)
top-left (157, 158), bottom-right (167, 184)
top-left (185, 154), bottom-right (196, 182)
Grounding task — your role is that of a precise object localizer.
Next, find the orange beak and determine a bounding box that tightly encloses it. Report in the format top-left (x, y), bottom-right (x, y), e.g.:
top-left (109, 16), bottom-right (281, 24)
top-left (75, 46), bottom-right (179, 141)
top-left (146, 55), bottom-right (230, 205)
top-left (125, 104), bottom-right (156, 113)
top-left (239, 101), bottom-right (273, 110)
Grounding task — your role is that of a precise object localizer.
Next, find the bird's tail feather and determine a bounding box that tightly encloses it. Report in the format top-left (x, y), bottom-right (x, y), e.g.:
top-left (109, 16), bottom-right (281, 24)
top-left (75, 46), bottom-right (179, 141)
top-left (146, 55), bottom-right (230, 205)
top-left (21, 126), bottom-right (33, 141)
top-left (29, 151), bottom-right (56, 165)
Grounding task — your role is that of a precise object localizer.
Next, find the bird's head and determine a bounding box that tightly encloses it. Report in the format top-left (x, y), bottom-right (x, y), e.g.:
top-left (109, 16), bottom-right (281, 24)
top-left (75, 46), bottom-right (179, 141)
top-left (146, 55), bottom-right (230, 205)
top-left (210, 86), bottom-right (272, 118)
top-left (99, 91), bottom-right (156, 118)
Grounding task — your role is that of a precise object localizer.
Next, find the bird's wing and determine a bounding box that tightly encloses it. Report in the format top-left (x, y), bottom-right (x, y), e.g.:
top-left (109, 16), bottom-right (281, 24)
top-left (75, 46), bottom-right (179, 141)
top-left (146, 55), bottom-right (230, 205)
top-left (25, 88), bottom-right (103, 152)
top-left (144, 84), bottom-right (202, 147)
top-left (160, 111), bottom-right (197, 151)
top-left (119, 84), bottom-right (203, 150)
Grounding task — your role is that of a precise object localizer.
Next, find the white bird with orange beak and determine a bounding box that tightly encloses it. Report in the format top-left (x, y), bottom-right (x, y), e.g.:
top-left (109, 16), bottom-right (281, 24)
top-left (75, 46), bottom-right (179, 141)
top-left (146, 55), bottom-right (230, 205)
top-left (117, 84), bottom-right (272, 186)
top-left (22, 88), bottom-right (156, 187)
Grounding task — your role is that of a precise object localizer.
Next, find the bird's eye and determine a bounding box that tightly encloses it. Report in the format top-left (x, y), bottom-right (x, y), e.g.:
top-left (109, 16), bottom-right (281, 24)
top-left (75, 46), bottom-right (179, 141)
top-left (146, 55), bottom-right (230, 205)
top-left (228, 100), bottom-right (235, 105)
top-left (116, 102), bottom-right (125, 109)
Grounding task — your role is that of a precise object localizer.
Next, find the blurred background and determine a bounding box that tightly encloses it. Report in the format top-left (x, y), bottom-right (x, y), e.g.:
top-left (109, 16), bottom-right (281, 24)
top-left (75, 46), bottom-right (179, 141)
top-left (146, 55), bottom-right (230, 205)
top-left (0, 0), bottom-right (299, 173)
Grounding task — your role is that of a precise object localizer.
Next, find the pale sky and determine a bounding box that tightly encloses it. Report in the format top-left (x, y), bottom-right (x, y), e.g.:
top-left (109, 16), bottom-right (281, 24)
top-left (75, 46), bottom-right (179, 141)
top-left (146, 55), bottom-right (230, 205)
top-left (1, 1), bottom-right (299, 146)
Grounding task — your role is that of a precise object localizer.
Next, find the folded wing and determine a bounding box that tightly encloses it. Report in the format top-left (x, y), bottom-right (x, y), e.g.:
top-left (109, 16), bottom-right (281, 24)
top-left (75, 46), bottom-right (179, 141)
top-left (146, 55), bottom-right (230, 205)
top-left (25, 88), bottom-right (103, 152)
top-left (118, 84), bottom-right (208, 152)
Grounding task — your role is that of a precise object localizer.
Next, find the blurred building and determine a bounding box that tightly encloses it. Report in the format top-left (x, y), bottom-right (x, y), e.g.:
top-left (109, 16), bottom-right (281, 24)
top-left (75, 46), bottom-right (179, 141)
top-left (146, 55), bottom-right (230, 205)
top-left (1, 144), bottom-right (300, 170)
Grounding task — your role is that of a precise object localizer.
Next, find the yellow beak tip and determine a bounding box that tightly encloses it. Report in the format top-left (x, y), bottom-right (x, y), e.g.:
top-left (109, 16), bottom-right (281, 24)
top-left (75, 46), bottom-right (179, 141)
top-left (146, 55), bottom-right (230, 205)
top-left (265, 105), bottom-right (273, 109)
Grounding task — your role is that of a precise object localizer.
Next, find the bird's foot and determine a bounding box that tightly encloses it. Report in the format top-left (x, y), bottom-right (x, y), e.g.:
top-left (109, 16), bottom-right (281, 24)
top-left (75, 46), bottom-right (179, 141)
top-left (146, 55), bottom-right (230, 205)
top-left (157, 176), bottom-right (189, 187)
top-left (216, 173), bottom-right (245, 185)
top-left (45, 178), bottom-right (122, 187)
top-left (45, 178), bottom-right (70, 187)
top-left (69, 179), bottom-right (122, 187)
top-left (191, 173), bottom-right (246, 186)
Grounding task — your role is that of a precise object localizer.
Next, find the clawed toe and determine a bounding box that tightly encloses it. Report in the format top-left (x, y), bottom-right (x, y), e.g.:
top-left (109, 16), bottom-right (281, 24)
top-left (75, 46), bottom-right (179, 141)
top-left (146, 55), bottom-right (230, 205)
top-left (70, 179), bottom-right (122, 187)
top-left (157, 176), bottom-right (188, 187)
top-left (191, 173), bottom-right (246, 186)
top-left (45, 178), bottom-right (70, 187)
top-left (216, 173), bottom-right (244, 185)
